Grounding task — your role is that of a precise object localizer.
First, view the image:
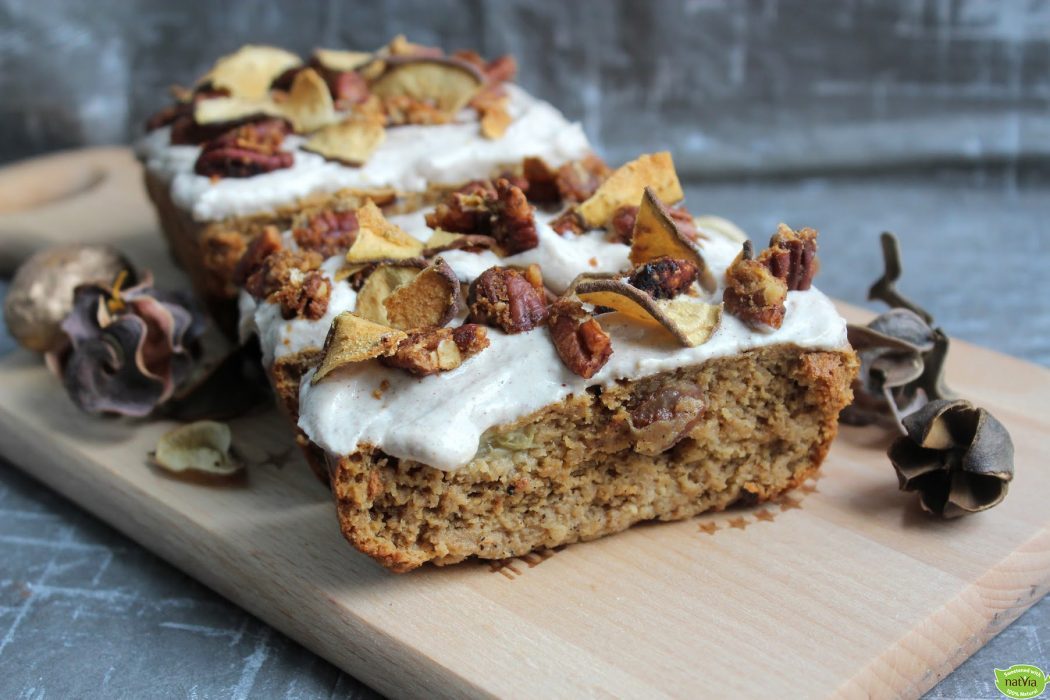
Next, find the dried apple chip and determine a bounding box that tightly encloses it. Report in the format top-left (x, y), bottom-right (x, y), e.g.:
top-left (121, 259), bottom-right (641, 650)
top-left (478, 96), bottom-right (512, 139)
top-left (576, 152), bottom-right (684, 229)
top-left (198, 45), bottom-right (302, 99)
top-left (344, 201), bottom-right (424, 264)
top-left (193, 96), bottom-right (285, 125)
top-left (152, 421), bottom-right (243, 480)
top-left (371, 57), bottom-right (483, 115)
top-left (422, 229), bottom-right (497, 256)
top-left (574, 278), bottom-right (721, 347)
top-left (630, 187), bottom-right (716, 292)
top-left (281, 68), bottom-right (336, 132)
top-left (312, 48), bottom-right (374, 73)
top-left (354, 262), bottom-right (426, 325)
top-left (312, 312), bottom-right (407, 383)
top-left (302, 120), bottom-right (386, 166)
top-left (383, 257), bottom-right (462, 330)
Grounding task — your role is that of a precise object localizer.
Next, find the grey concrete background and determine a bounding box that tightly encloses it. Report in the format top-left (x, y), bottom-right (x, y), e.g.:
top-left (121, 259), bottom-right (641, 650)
top-left (1, 0), bottom-right (1048, 698)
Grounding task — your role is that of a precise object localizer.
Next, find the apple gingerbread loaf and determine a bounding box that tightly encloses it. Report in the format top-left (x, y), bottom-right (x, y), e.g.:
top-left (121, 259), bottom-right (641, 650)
top-left (280, 153), bottom-right (857, 571)
top-left (137, 37), bottom-right (593, 330)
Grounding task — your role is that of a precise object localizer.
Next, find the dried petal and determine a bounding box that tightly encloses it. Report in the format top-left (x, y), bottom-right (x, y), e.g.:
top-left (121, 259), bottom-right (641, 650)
top-left (197, 45), bottom-right (302, 99)
top-left (302, 119), bottom-right (386, 166)
top-left (370, 56), bottom-right (483, 115)
top-left (382, 257), bottom-right (462, 330)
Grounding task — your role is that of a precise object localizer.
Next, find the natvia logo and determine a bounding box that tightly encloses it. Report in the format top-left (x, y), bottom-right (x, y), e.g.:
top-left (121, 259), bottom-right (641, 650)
top-left (995, 665), bottom-right (1048, 699)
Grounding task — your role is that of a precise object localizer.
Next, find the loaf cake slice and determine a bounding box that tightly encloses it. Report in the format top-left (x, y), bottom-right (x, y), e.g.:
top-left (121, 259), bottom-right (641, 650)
top-left (137, 37), bottom-right (593, 331)
top-left (280, 153), bottom-right (857, 571)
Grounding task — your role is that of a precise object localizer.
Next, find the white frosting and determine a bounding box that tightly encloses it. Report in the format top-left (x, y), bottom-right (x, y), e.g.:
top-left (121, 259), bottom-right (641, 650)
top-left (137, 85), bottom-right (591, 222)
top-left (295, 231), bottom-right (849, 471)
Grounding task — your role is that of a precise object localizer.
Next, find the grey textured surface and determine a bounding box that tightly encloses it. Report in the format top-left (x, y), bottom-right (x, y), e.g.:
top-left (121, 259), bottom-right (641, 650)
top-left (1, 0), bottom-right (1049, 697)
top-left (1, 0), bottom-right (1050, 176)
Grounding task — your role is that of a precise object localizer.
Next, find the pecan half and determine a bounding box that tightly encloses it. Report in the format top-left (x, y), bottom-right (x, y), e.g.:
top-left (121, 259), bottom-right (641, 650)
top-left (194, 119), bottom-right (294, 178)
top-left (627, 256), bottom-right (699, 299)
top-left (522, 157), bottom-right (562, 204)
top-left (490, 178), bottom-right (538, 254)
top-left (233, 226), bottom-right (283, 287)
top-left (722, 242), bottom-right (788, 329)
top-left (629, 385), bottom-right (705, 455)
top-left (758, 224), bottom-right (819, 291)
top-left (467, 267), bottom-right (548, 334)
top-left (292, 208), bottom-right (359, 257)
top-left (607, 204), bottom-right (699, 244)
top-left (425, 181), bottom-right (496, 234)
top-left (547, 298), bottom-right (612, 379)
top-left (380, 323), bottom-right (490, 376)
top-left (271, 269), bottom-right (331, 320)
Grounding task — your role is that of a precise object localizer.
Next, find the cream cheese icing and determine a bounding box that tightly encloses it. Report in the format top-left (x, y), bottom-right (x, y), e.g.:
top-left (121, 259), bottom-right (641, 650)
top-left (136, 85), bottom-right (591, 222)
top-left (294, 231), bottom-right (849, 471)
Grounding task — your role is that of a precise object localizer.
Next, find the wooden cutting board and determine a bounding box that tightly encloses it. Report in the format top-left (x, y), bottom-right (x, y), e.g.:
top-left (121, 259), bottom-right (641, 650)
top-left (1, 148), bottom-right (1048, 699)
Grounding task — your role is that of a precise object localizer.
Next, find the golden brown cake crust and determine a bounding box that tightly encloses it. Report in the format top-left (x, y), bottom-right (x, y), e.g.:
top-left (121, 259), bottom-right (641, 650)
top-left (326, 344), bottom-right (858, 572)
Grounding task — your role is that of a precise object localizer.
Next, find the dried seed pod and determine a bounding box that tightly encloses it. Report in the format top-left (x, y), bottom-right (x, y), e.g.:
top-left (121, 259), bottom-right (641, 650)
top-left (888, 399), bottom-right (1014, 518)
top-left (4, 244), bottom-right (133, 353)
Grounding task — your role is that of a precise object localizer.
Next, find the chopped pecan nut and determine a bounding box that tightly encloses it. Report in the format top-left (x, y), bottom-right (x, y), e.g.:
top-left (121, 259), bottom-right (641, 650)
top-left (467, 267), bottom-right (548, 334)
top-left (382, 95), bottom-right (452, 126)
top-left (380, 324), bottom-right (490, 376)
top-left (627, 256), bottom-right (699, 299)
top-left (194, 118), bottom-right (294, 178)
top-left (244, 248), bottom-right (323, 300)
top-left (556, 155), bottom-right (612, 204)
top-left (551, 209), bottom-right (585, 236)
top-left (629, 385), bottom-right (705, 455)
top-left (607, 204), bottom-right (699, 244)
top-left (233, 226), bottom-right (283, 286)
top-left (490, 178), bottom-right (538, 254)
top-left (758, 224), bottom-right (819, 291)
top-left (272, 269), bottom-right (331, 320)
top-left (522, 157), bottom-right (561, 204)
top-left (722, 242), bottom-right (788, 329)
top-left (548, 298), bottom-right (612, 379)
top-left (292, 208), bottom-right (359, 257)
top-left (425, 178), bottom-right (537, 254)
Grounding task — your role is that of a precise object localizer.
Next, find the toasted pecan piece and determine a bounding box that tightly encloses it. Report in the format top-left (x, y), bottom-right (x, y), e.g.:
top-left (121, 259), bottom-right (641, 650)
top-left (271, 269), bottom-right (331, 320)
top-left (467, 266), bottom-right (548, 334)
top-left (380, 324), bottom-right (490, 376)
top-left (233, 226), bottom-right (283, 287)
top-left (547, 298), bottom-right (612, 379)
top-left (758, 224), bottom-right (819, 291)
top-left (425, 178), bottom-right (537, 255)
top-left (244, 248), bottom-right (323, 300)
top-left (292, 208), bottom-right (359, 257)
top-left (627, 257), bottom-right (699, 299)
top-left (723, 241), bottom-right (788, 329)
top-left (629, 385), bottom-right (705, 455)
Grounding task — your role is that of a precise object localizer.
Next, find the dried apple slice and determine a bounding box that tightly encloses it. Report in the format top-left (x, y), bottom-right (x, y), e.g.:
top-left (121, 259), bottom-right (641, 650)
top-left (198, 45), bottom-right (302, 99)
top-left (312, 312), bottom-right (407, 383)
top-left (354, 262), bottom-right (427, 325)
top-left (312, 48), bottom-right (374, 73)
top-left (152, 420), bottom-right (243, 480)
top-left (193, 96), bottom-right (285, 125)
top-left (574, 278), bottom-right (721, 347)
top-left (344, 201), bottom-right (424, 264)
top-left (371, 57), bottom-right (483, 115)
top-left (576, 152), bottom-right (684, 229)
top-left (281, 68), bottom-right (336, 132)
top-left (383, 257), bottom-right (462, 330)
top-left (421, 229), bottom-right (497, 256)
top-left (478, 96), bottom-right (512, 139)
top-left (630, 187), bottom-right (716, 293)
top-left (302, 120), bottom-right (386, 166)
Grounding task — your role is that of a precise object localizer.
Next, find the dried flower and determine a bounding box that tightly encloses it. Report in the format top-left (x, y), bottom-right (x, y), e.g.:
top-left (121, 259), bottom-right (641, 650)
top-left (888, 399), bottom-right (1014, 518)
top-left (49, 272), bottom-right (204, 417)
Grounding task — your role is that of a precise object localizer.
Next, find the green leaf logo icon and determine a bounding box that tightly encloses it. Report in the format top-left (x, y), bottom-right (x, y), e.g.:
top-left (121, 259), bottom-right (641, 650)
top-left (994, 664), bottom-right (1047, 699)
